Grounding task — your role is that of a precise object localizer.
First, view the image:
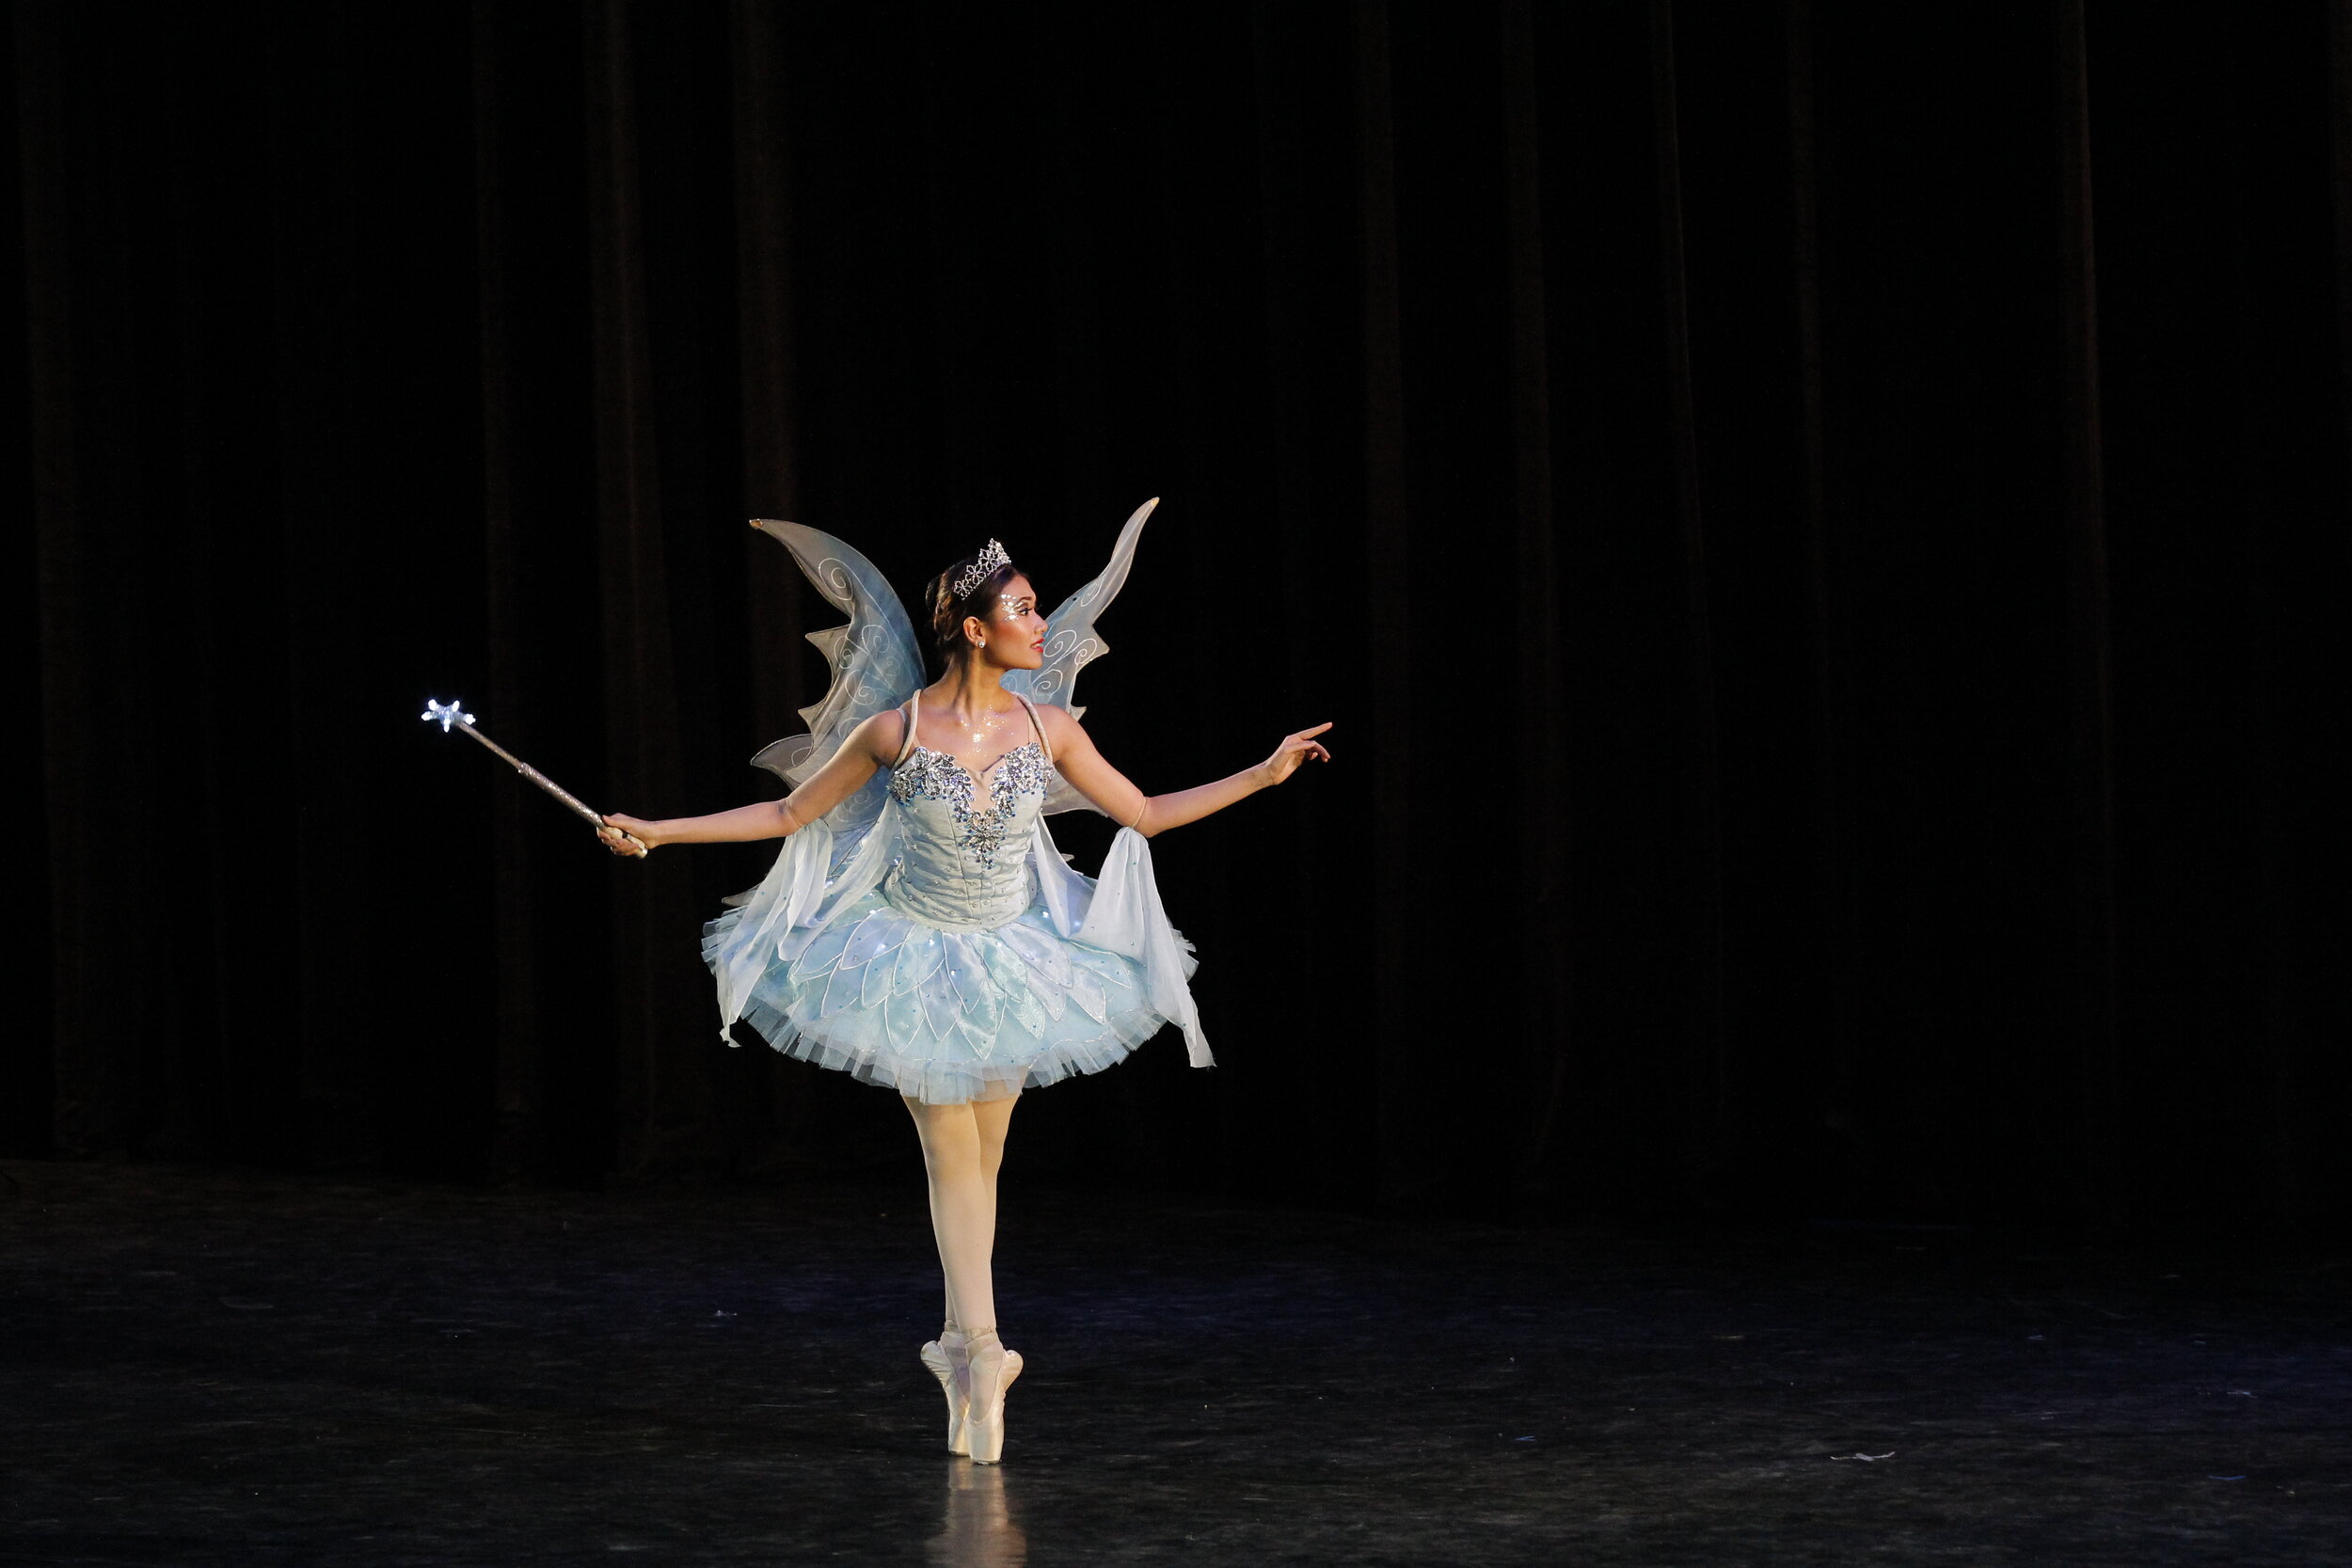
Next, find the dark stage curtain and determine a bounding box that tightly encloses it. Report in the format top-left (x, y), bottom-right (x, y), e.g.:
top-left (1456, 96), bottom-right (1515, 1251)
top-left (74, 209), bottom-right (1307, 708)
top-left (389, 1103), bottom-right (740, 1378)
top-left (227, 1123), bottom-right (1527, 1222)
top-left (9, 1), bottom-right (2348, 1228)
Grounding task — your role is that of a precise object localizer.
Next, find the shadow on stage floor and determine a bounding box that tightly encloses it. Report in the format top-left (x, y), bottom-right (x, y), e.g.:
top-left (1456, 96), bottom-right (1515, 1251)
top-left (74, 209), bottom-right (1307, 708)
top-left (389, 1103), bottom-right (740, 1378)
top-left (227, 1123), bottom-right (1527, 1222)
top-left (1, 1160), bottom-right (2345, 1565)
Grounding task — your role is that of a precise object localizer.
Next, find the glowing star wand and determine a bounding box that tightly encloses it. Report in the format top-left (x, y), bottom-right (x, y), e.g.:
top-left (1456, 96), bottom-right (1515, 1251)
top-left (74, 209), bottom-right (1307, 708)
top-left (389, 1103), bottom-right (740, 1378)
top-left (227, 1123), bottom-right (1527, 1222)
top-left (421, 699), bottom-right (647, 857)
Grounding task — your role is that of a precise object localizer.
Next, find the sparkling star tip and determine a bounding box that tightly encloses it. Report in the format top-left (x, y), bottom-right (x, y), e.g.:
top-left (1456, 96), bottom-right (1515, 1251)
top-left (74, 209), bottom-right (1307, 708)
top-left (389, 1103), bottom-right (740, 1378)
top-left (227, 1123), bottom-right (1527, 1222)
top-left (421, 698), bottom-right (475, 733)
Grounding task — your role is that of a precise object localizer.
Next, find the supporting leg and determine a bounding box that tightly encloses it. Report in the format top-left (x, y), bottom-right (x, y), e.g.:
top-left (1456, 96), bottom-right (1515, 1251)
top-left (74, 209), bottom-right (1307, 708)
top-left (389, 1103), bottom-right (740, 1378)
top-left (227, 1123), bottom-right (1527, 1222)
top-left (907, 1089), bottom-right (1025, 1462)
top-left (905, 1091), bottom-right (1018, 1334)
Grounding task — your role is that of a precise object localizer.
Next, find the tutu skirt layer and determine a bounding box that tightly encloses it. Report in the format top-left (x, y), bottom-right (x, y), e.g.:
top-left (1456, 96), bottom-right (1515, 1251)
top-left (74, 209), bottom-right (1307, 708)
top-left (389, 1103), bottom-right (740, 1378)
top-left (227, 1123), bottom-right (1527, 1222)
top-left (714, 889), bottom-right (1170, 1104)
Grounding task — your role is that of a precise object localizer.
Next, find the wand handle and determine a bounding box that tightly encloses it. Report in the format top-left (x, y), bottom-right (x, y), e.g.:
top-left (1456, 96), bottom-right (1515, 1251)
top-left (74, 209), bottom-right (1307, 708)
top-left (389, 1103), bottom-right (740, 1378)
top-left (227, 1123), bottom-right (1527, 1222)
top-left (456, 722), bottom-right (648, 856)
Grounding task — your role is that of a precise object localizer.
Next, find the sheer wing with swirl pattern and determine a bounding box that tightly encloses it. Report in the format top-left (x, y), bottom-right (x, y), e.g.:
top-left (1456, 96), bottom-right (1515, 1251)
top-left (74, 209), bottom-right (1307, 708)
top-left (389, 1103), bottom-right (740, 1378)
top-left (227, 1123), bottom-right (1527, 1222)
top-left (745, 520), bottom-right (924, 835)
top-left (1005, 497), bottom-right (1158, 816)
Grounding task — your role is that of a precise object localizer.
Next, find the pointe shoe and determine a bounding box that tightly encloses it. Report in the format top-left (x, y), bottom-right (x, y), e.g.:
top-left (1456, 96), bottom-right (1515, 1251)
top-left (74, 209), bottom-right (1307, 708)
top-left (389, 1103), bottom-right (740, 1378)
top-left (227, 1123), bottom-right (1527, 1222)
top-left (921, 1331), bottom-right (970, 1455)
top-left (960, 1328), bottom-right (1022, 1465)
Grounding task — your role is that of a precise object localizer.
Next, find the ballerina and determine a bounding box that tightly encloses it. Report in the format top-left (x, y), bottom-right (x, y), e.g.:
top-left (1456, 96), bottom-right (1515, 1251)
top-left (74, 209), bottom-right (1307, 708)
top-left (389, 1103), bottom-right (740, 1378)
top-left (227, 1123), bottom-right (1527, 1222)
top-left (596, 500), bottom-right (1330, 1464)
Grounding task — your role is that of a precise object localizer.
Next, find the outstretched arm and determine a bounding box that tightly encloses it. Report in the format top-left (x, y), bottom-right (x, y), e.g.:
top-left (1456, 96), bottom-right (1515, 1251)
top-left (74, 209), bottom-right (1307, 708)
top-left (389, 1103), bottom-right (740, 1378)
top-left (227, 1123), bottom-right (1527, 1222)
top-left (597, 709), bottom-right (903, 854)
top-left (1044, 710), bottom-right (1330, 838)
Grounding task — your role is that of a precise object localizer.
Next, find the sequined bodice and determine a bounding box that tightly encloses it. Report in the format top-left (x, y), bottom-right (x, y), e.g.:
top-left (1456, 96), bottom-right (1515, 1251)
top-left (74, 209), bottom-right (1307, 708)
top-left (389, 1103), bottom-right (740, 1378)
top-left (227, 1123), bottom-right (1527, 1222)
top-left (883, 742), bottom-right (1050, 930)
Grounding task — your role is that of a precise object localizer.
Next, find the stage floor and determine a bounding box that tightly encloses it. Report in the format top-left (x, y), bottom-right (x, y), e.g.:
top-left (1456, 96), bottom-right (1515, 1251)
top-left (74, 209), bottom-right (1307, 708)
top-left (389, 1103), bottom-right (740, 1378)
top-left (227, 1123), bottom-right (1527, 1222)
top-left (2, 1160), bottom-right (2344, 1565)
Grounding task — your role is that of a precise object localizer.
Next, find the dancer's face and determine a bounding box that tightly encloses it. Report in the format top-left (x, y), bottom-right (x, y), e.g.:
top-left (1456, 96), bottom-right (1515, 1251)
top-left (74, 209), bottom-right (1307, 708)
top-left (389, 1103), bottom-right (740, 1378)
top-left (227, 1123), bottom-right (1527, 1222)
top-left (965, 574), bottom-right (1047, 671)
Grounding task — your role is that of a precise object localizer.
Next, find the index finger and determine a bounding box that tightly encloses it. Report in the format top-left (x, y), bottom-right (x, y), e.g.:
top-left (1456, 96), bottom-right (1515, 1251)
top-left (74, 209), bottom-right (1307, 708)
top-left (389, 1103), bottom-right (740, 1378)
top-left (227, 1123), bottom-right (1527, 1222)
top-left (1295, 721), bottom-right (1334, 738)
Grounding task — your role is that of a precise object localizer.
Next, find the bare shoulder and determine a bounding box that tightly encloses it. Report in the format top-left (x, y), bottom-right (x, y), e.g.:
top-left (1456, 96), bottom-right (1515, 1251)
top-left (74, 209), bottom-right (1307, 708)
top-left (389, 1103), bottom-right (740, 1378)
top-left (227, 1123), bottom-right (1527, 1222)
top-left (849, 705), bottom-right (910, 763)
top-left (1033, 703), bottom-right (1090, 752)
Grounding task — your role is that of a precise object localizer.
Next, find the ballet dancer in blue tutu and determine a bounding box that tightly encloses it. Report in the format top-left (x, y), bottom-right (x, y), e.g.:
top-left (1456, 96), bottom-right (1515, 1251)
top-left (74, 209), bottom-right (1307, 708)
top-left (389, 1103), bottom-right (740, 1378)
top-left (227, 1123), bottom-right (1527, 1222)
top-left (599, 501), bottom-right (1330, 1463)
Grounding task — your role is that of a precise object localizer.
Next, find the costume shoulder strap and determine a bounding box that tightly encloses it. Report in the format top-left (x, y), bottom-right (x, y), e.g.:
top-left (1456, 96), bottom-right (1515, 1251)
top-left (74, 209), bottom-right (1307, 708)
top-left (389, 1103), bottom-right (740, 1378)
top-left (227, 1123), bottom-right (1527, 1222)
top-left (1012, 694), bottom-right (1052, 766)
top-left (892, 693), bottom-right (923, 768)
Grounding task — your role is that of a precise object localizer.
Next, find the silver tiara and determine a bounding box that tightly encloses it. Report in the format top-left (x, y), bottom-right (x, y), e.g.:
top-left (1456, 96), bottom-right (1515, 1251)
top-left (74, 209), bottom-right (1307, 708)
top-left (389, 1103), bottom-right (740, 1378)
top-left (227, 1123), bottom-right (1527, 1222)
top-left (952, 539), bottom-right (1011, 599)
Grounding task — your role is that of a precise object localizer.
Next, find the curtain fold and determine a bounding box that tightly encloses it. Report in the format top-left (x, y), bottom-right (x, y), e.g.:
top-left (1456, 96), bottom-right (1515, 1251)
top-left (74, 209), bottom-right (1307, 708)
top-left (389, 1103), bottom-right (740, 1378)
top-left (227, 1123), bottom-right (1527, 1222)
top-left (2053, 0), bottom-right (2122, 1217)
top-left (1500, 0), bottom-right (1571, 1194)
top-left (473, 0), bottom-right (545, 1182)
top-left (1355, 0), bottom-right (1422, 1204)
top-left (583, 0), bottom-right (713, 1177)
top-left (1647, 0), bottom-right (1731, 1198)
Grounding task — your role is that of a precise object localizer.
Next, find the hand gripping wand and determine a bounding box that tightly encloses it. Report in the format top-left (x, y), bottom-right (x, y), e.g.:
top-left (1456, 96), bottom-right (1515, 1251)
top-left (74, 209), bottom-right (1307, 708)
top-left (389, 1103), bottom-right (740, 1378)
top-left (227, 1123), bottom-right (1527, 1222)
top-left (421, 699), bottom-right (648, 857)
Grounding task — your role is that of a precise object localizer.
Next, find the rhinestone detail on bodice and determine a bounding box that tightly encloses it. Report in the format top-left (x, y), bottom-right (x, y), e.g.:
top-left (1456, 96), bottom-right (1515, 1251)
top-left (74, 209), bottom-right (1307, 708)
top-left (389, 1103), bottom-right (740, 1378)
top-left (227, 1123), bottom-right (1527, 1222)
top-left (889, 742), bottom-right (1048, 871)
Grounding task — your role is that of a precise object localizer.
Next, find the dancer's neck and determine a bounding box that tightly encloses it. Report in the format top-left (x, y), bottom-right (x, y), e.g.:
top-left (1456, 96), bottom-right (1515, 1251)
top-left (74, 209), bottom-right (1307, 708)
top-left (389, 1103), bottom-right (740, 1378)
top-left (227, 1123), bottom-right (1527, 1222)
top-left (928, 660), bottom-right (1019, 725)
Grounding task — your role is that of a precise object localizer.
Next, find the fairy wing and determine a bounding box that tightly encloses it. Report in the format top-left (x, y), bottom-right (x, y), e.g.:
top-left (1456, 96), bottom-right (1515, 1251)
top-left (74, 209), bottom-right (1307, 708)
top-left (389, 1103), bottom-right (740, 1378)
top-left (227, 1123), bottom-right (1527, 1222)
top-left (745, 520), bottom-right (924, 834)
top-left (1006, 497), bottom-right (1157, 816)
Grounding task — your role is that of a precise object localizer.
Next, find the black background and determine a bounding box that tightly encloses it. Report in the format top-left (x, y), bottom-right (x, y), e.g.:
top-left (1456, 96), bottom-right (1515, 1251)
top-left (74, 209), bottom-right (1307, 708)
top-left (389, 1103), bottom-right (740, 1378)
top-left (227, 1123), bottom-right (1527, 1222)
top-left (10, 0), bottom-right (2347, 1231)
